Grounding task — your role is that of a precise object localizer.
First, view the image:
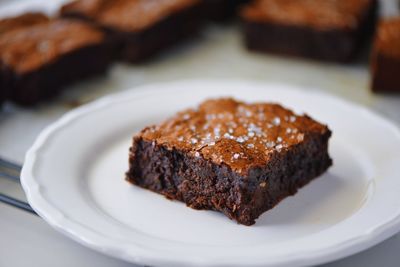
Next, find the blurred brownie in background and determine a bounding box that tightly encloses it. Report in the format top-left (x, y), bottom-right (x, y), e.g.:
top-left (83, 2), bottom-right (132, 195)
top-left (60, 0), bottom-right (204, 62)
top-left (0, 12), bottom-right (49, 106)
top-left (371, 17), bottom-right (400, 93)
top-left (0, 12), bottom-right (49, 35)
top-left (0, 19), bottom-right (113, 106)
top-left (203, 0), bottom-right (249, 21)
top-left (240, 0), bottom-right (378, 62)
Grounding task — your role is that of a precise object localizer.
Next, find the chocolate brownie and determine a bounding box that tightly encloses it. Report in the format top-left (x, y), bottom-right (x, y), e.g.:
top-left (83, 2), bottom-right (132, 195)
top-left (60, 0), bottom-right (204, 62)
top-left (0, 13), bottom-right (49, 106)
top-left (126, 98), bottom-right (332, 226)
top-left (240, 0), bottom-right (378, 62)
top-left (0, 18), bottom-right (113, 106)
top-left (371, 17), bottom-right (400, 93)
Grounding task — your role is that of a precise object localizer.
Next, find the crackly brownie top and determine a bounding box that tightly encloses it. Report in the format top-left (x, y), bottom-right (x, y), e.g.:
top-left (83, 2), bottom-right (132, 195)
top-left (0, 19), bottom-right (105, 74)
top-left (61, 0), bottom-right (200, 32)
top-left (0, 12), bottom-right (49, 35)
top-left (138, 98), bottom-right (330, 174)
top-left (374, 17), bottom-right (400, 58)
top-left (240, 0), bottom-right (373, 30)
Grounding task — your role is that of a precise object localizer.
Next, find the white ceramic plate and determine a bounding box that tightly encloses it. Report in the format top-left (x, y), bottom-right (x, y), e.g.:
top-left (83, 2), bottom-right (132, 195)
top-left (21, 80), bottom-right (400, 267)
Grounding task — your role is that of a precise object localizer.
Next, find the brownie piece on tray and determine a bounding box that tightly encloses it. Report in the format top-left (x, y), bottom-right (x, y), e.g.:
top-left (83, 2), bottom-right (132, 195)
top-left (240, 0), bottom-right (378, 62)
top-left (60, 0), bottom-right (204, 62)
top-left (0, 18), bottom-right (113, 106)
top-left (371, 17), bottom-right (400, 93)
top-left (126, 98), bottom-right (332, 226)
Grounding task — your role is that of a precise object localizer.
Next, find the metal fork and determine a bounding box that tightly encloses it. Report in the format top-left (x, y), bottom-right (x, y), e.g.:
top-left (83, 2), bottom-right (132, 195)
top-left (0, 158), bottom-right (37, 215)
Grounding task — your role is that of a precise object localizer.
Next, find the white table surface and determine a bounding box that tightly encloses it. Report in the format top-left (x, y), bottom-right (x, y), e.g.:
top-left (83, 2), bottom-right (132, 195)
top-left (1, 0), bottom-right (400, 266)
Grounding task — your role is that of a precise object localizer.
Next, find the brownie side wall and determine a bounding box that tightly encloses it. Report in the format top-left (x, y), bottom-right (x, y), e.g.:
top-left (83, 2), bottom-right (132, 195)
top-left (0, 62), bottom-right (5, 105)
top-left (59, 9), bottom-right (94, 22)
top-left (58, 16), bottom-right (121, 61)
top-left (242, 20), bottom-right (356, 62)
top-left (242, 0), bottom-right (377, 62)
top-left (371, 53), bottom-right (400, 93)
top-left (118, 2), bottom-right (205, 62)
top-left (203, 0), bottom-right (249, 22)
top-left (5, 41), bottom-right (113, 106)
top-left (126, 129), bottom-right (332, 226)
top-left (352, 0), bottom-right (378, 60)
top-left (126, 138), bottom-right (248, 223)
top-left (359, 0), bottom-right (379, 47)
top-left (244, 130), bottom-right (332, 224)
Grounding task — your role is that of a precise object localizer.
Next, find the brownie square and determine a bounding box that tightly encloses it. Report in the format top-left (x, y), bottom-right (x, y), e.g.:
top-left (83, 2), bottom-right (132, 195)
top-left (0, 18), bottom-right (113, 106)
top-left (240, 0), bottom-right (378, 62)
top-left (60, 0), bottom-right (204, 62)
top-left (126, 98), bottom-right (332, 226)
top-left (371, 17), bottom-right (400, 93)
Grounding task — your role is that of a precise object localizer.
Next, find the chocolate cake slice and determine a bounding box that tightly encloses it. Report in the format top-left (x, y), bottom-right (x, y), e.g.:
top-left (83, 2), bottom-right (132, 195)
top-left (371, 17), bottom-right (400, 93)
top-left (126, 98), bottom-right (332, 226)
top-left (60, 0), bottom-right (204, 62)
top-left (240, 0), bottom-right (378, 62)
top-left (0, 18), bottom-right (113, 106)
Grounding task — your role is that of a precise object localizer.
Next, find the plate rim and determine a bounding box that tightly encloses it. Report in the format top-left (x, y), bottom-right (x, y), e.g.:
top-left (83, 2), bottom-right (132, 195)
top-left (21, 79), bottom-right (400, 267)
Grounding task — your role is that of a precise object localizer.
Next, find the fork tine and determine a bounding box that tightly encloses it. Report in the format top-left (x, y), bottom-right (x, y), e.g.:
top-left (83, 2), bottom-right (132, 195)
top-left (0, 159), bottom-right (35, 215)
top-left (0, 193), bottom-right (37, 215)
top-left (0, 158), bottom-right (22, 172)
top-left (0, 172), bottom-right (20, 182)
top-left (0, 158), bottom-right (21, 182)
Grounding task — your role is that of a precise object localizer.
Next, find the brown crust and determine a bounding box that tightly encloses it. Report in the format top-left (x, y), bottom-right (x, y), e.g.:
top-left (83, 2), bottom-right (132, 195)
top-left (0, 19), bottom-right (106, 74)
top-left (0, 12), bottom-right (49, 35)
top-left (373, 17), bottom-right (400, 59)
top-left (126, 98), bottom-right (332, 225)
top-left (139, 98), bottom-right (329, 175)
top-left (60, 0), bottom-right (201, 32)
top-left (240, 0), bottom-right (374, 30)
